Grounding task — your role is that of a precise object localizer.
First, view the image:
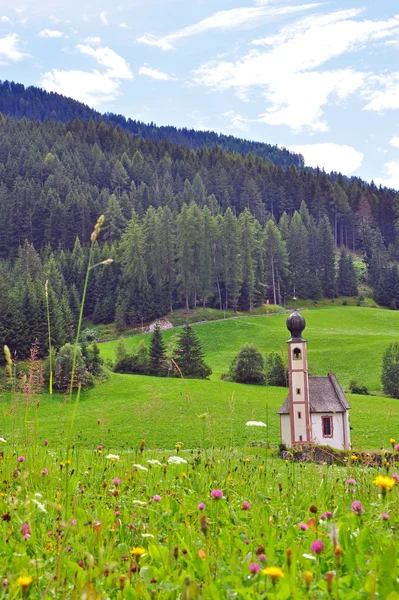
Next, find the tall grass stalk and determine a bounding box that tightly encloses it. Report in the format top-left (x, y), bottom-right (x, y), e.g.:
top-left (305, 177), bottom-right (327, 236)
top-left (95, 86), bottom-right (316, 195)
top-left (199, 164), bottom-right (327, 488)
top-left (44, 280), bottom-right (52, 395)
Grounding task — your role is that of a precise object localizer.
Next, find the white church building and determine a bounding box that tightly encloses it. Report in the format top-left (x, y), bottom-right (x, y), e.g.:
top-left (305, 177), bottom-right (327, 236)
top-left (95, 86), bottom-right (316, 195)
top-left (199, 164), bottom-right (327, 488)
top-left (277, 308), bottom-right (351, 450)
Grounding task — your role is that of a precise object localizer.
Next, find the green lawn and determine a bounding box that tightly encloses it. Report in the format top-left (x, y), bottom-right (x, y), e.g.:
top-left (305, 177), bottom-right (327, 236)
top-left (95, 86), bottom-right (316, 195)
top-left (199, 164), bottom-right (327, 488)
top-left (0, 306), bottom-right (398, 452)
top-left (0, 371), bottom-right (397, 452)
top-left (100, 306), bottom-right (397, 392)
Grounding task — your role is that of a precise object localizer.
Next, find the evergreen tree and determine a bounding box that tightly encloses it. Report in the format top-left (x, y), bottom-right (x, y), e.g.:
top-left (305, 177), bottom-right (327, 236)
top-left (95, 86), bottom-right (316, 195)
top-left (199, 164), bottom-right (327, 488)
top-left (173, 324), bottom-right (211, 379)
top-left (264, 219), bottom-right (288, 305)
top-left (148, 323), bottom-right (167, 376)
top-left (318, 216), bottom-right (336, 298)
top-left (286, 212), bottom-right (309, 299)
top-left (266, 352), bottom-right (287, 386)
top-left (338, 248), bottom-right (358, 296)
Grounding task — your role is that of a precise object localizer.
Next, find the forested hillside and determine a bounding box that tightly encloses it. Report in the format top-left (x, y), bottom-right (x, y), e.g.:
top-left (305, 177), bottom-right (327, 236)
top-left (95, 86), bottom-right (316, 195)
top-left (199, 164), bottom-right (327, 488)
top-left (0, 80), bottom-right (303, 169)
top-left (0, 95), bottom-right (399, 360)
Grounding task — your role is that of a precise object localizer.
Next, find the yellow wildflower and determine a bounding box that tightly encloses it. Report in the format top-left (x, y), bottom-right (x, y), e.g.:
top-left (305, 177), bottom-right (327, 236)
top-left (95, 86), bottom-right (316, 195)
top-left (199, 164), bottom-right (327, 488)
top-left (373, 475), bottom-right (395, 493)
top-left (131, 547), bottom-right (146, 557)
top-left (304, 571), bottom-right (313, 588)
top-left (390, 438), bottom-right (396, 446)
top-left (262, 566), bottom-right (284, 584)
top-left (18, 576), bottom-right (32, 587)
top-left (350, 455), bottom-right (358, 461)
top-left (259, 465), bottom-right (264, 471)
top-left (245, 458), bottom-right (251, 463)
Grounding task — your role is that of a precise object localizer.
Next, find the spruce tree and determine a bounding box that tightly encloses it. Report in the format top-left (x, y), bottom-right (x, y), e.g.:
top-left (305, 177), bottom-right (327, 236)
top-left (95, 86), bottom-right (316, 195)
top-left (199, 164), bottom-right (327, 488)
top-left (173, 324), bottom-right (211, 379)
top-left (338, 248), bottom-right (358, 296)
top-left (149, 323), bottom-right (167, 376)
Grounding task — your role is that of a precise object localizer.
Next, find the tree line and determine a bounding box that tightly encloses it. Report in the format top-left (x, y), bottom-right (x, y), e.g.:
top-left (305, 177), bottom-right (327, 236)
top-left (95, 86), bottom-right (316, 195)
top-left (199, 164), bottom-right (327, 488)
top-left (0, 80), bottom-right (304, 169)
top-left (0, 201), bottom-right (359, 360)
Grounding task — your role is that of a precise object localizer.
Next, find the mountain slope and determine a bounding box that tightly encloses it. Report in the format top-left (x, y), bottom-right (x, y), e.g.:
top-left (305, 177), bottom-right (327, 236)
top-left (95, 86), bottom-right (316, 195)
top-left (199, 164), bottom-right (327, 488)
top-left (0, 80), bottom-right (304, 170)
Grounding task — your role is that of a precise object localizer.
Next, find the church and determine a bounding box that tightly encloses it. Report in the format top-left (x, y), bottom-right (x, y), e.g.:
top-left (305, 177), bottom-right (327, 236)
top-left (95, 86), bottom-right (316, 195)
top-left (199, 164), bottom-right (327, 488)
top-left (277, 308), bottom-right (351, 450)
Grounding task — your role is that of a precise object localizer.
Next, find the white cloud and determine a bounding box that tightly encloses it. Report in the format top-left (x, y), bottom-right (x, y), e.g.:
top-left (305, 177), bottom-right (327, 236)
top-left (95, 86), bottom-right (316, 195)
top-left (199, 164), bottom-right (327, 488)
top-left (119, 23), bottom-right (128, 29)
top-left (0, 33), bottom-right (28, 62)
top-left (374, 159), bottom-right (399, 190)
top-left (137, 3), bottom-right (321, 51)
top-left (83, 36), bottom-right (101, 45)
top-left (363, 73), bottom-right (399, 112)
top-left (138, 64), bottom-right (176, 81)
top-left (287, 143), bottom-right (364, 174)
top-left (77, 43), bottom-right (133, 79)
top-left (1, 16), bottom-right (12, 23)
top-left (193, 9), bottom-right (399, 132)
top-left (38, 29), bottom-right (65, 38)
top-left (39, 41), bottom-right (133, 108)
top-left (39, 69), bottom-right (121, 107)
top-left (49, 16), bottom-right (61, 23)
top-left (223, 110), bottom-right (248, 132)
top-left (100, 11), bottom-right (108, 26)
top-left (390, 136), bottom-right (399, 148)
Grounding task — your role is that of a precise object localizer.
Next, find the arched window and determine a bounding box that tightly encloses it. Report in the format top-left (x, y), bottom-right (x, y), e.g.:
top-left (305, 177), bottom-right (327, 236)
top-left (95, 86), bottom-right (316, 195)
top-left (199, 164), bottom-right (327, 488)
top-left (293, 347), bottom-right (302, 360)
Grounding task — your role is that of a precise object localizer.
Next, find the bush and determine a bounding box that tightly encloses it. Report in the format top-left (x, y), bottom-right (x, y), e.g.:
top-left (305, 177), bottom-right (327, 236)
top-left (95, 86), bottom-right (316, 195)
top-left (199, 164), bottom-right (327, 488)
top-left (224, 344), bottom-right (266, 385)
top-left (349, 380), bottom-right (370, 395)
top-left (381, 342), bottom-right (399, 398)
top-left (44, 343), bottom-right (94, 392)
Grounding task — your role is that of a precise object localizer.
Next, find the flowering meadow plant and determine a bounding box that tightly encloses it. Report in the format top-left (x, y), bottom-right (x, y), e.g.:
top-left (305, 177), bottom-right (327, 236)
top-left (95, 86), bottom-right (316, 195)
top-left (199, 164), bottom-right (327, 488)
top-left (0, 443), bottom-right (397, 598)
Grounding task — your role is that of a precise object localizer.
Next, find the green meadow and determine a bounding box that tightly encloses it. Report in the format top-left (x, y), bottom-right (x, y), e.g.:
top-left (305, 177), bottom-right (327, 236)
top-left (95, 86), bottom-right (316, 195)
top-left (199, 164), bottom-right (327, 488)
top-left (0, 306), bottom-right (398, 452)
top-left (99, 305), bottom-right (396, 391)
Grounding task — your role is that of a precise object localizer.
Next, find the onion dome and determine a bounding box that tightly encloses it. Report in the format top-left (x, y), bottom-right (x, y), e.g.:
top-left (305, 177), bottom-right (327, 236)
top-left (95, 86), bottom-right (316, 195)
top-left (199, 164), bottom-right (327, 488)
top-left (286, 309), bottom-right (306, 341)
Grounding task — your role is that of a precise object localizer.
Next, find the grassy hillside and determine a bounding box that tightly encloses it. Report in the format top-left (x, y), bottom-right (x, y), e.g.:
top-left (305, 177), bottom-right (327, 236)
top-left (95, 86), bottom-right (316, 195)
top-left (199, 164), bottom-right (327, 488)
top-left (0, 306), bottom-right (396, 452)
top-left (0, 373), bottom-right (396, 452)
top-left (100, 306), bottom-right (395, 393)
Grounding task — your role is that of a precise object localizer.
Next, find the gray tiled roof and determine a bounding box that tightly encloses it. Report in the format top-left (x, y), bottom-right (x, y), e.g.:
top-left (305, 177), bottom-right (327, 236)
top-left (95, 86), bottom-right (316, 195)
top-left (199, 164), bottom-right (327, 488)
top-left (277, 373), bottom-right (350, 414)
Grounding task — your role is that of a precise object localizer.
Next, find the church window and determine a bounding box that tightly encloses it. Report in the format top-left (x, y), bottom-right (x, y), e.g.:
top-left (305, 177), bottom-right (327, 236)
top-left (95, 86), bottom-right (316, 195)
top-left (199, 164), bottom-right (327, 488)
top-left (322, 416), bottom-right (333, 438)
top-left (293, 348), bottom-right (302, 360)
top-left (299, 435), bottom-right (303, 442)
top-left (296, 388), bottom-right (301, 395)
top-left (297, 411), bottom-right (302, 419)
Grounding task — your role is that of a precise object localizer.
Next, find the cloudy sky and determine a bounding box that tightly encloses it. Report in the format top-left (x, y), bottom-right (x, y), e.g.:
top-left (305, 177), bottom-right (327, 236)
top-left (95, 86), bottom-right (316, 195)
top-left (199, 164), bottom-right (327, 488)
top-left (1, 0), bottom-right (399, 188)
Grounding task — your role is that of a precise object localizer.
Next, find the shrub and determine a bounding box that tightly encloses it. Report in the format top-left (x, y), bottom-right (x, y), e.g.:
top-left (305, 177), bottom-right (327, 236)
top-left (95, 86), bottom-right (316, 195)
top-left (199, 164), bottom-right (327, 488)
top-left (225, 344), bottom-right (266, 385)
top-left (349, 380), bottom-right (370, 395)
top-left (44, 343), bottom-right (94, 392)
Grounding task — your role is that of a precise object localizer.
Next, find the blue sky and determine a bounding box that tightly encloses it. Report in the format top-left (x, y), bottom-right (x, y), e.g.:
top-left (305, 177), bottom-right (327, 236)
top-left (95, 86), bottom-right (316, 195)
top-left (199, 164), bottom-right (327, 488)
top-left (1, 0), bottom-right (399, 188)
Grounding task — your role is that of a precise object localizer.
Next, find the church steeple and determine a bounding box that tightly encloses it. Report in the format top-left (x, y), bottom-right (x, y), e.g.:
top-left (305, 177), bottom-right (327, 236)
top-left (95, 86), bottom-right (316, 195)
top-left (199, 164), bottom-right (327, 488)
top-left (286, 306), bottom-right (312, 444)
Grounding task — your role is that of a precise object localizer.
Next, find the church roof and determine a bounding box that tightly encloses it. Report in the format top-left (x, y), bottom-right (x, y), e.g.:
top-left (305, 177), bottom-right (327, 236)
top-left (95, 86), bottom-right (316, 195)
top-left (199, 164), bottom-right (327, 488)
top-left (277, 373), bottom-right (351, 414)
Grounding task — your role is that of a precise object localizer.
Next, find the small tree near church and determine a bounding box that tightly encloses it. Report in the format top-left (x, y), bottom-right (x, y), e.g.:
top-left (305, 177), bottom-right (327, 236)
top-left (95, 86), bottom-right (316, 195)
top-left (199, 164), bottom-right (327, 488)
top-left (173, 324), bottom-right (211, 379)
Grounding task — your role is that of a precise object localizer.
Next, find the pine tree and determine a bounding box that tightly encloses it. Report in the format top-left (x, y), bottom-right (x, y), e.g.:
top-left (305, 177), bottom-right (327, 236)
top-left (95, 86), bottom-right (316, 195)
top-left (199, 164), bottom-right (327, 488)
top-left (148, 323), bottom-right (167, 376)
top-left (264, 219), bottom-right (288, 305)
top-left (318, 216), bottom-right (336, 298)
top-left (382, 342), bottom-right (399, 398)
top-left (338, 248), bottom-right (358, 296)
top-left (286, 212), bottom-right (309, 300)
top-left (173, 324), bottom-right (211, 379)
top-left (221, 207), bottom-right (241, 311)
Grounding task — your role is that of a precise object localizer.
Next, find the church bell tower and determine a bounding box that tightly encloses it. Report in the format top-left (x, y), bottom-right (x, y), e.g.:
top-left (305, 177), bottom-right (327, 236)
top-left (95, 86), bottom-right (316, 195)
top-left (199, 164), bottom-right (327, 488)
top-left (286, 306), bottom-right (312, 444)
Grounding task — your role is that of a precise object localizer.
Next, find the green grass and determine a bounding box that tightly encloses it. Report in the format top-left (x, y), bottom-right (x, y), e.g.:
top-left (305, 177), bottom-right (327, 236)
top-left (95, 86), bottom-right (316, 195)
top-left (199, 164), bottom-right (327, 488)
top-left (100, 306), bottom-right (395, 392)
top-left (0, 371), bottom-right (397, 452)
top-left (1, 306), bottom-right (398, 452)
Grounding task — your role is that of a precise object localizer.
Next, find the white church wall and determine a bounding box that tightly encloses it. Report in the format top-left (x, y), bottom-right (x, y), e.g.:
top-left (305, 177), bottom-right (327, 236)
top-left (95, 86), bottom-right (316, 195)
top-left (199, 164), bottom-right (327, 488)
top-left (281, 414), bottom-right (291, 446)
top-left (311, 413), bottom-right (348, 450)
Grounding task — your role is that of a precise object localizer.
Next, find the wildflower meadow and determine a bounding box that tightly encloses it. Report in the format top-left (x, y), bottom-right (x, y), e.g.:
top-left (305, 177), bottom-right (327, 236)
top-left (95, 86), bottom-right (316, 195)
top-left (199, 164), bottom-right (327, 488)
top-left (0, 439), bottom-right (397, 598)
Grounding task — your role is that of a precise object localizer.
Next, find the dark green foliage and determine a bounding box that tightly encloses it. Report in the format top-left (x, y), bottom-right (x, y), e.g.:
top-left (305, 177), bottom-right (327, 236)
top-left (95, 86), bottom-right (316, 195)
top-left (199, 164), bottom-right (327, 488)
top-left (0, 81), bottom-right (304, 169)
top-left (349, 380), bottom-right (370, 395)
top-left (338, 248), bottom-right (358, 296)
top-left (173, 324), bottom-right (211, 379)
top-left (148, 324), bottom-right (167, 376)
top-left (0, 81), bottom-right (398, 347)
top-left (44, 343), bottom-right (94, 392)
top-left (225, 344), bottom-right (266, 385)
top-left (382, 342), bottom-right (399, 398)
top-left (266, 352), bottom-right (287, 387)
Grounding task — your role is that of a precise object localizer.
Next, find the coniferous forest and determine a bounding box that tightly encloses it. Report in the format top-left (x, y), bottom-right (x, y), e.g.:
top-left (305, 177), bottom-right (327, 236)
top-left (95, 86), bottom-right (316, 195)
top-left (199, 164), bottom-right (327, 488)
top-left (0, 81), bottom-right (399, 359)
